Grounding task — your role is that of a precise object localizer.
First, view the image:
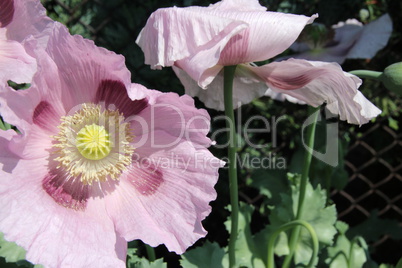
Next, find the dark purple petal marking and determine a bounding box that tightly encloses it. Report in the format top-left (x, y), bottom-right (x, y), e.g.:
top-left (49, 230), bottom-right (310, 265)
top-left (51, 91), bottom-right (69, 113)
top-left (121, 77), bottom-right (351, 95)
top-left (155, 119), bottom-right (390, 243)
top-left (42, 169), bottom-right (89, 210)
top-left (33, 101), bottom-right (59, 133)
top-left (95, 80), bottom-right (148, 117)
top-left (267, 68), bottom-right (328, 90)
top-left (0, 0), bottom-right (14, 28)
top-left (126, 161), bottom-right (164, 196)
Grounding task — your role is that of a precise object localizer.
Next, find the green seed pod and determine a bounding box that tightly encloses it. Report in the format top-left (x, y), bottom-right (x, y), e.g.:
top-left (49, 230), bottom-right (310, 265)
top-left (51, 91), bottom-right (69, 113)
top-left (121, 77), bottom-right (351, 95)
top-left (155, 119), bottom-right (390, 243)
top-left (380, 62), bottom-right (402, 96)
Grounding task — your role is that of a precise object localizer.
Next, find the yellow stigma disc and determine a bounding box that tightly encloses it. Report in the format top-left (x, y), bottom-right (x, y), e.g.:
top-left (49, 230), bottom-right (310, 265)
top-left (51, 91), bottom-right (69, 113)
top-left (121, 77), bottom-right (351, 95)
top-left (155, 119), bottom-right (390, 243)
top-left (76, 124), bottom-right (111, 160)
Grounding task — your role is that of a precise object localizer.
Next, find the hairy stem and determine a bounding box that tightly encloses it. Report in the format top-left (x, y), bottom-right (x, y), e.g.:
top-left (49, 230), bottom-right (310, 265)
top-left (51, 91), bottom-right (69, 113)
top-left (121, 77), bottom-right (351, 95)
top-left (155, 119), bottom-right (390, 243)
top-left (224, 65), bottom-right (239, 268)
top-left (267, 220), bottom-right (319, 268)
top-left (282, 106), bottom-right (319, 268)
top-left (349, 70), bottom-right (382, 80)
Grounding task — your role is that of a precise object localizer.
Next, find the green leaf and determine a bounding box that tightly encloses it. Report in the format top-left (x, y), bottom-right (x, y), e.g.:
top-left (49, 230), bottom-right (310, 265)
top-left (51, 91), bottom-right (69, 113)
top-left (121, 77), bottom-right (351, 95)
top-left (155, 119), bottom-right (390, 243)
top-left (388, 117), bottom-right (399, 130)
top-left (289, 128), bottom-right (349, 191)
top-left (126, 248), bottom-right (167, 268)
top-left (348, 211), bottom-right (402, 243)
top-left (0, 233), bottom-right (42, 267)
top-left (0, 233), bottom-right (27, 264)
top-left (0, 117), bottom-right (12, 131)
top-left (128, 258), bottom-right (166, 268)
top-left (248, 167), bottom-right (288, 207)
top-left (223, 203), bottom-right (266, 268)
top-left (268, 174), bottom-right (337, 265)
top-left (325, 222), bottom-right (367, 268)
top-left (180, 241), bottom-right (225, 268)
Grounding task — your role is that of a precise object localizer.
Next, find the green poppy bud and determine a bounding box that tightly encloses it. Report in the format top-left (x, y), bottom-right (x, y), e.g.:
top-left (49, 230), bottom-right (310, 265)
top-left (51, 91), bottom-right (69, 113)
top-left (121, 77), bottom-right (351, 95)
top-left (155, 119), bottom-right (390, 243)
top-left (380, 62), bottom-right (402, 96)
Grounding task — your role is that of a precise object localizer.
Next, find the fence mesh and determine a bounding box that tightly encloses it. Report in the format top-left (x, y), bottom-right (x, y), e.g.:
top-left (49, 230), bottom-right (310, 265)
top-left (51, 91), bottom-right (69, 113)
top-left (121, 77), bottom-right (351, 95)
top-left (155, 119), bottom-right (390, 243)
top-left (40, 0), bottom-right (402, 264)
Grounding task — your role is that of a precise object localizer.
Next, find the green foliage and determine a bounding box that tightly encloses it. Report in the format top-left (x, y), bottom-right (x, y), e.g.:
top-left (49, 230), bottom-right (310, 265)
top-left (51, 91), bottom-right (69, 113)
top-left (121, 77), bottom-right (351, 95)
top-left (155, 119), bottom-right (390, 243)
top-left (223, 203), bottom-right (266, 268)
top-left (248, 167), bottom-right (289, 208)
top-left (0, 233), bottom-right (27, 264)
top-left (325, 222), bottom-right (367, 268)
top-left (180, 241), bottom-right (225, 268)
top-left (0, 117), bottom-right (12, 131)
top-left (126, 249), bottom-right (167, 268)
top-left (0, 233), bottom-right (42, 268)
top-left (267, 174), bottom-right (337, 265)
top-left (348, 211), bottom-right (402, 243)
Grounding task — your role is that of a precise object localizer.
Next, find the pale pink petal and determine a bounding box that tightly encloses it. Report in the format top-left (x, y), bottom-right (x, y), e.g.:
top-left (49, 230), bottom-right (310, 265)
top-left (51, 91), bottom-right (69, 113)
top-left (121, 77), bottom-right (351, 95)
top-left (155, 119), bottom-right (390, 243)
top-left (137, 0), bottom-right (316, 88)
top-left (0, 39), bottom-right (36, 84)
top-left (251, 59), bottom-right (381, 125)
top-left (107, 91), bottom-right (222, 253)
top-left (106, 131), bottom-right (221, 254)
top-left (347, 14), bottom-right (393, 59)
top-left (136, 5), bottom-right (248, 69)
top-left (127, 83), bottom-right (148, 101)
top-left (43, 26), bottom-right (131, 110)
top-left (264, 88), bottom-right (305, 104)
top-left (173, 64), bottom-right (268, 110)
top-left (0, 75), bottom-right (64, 159)
top-left (4, 0), bottom-right (54, 47)
top-left (216, 12), bottom-right (317, 65)
top-left (129, 91), bottom-right (213, 148)
top-left (284, 14), bottom-right (392, 64)
top-left (0, 158), bottom-right (126, 268)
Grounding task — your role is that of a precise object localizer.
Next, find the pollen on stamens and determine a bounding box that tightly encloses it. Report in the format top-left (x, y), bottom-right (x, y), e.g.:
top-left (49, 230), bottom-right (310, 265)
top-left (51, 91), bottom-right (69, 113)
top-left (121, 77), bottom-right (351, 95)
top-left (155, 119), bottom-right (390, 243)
top-left (51, 103), bottom-right (134, 185)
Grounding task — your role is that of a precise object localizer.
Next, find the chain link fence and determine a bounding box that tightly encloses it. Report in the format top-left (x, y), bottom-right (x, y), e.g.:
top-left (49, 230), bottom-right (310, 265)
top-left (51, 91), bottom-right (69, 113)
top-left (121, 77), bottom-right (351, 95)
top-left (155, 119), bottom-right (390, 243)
top-left (41, 0), bottom-right (402, 264)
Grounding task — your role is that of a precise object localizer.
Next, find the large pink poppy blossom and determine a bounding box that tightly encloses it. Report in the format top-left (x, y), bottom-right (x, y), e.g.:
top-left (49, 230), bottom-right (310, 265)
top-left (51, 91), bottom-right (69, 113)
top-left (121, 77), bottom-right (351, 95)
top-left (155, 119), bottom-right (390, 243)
top-left (0, 0), bottom-right (55, 84)
top-left (0, 12), bottom-right (221, 268)
top-left (287, 14), bottom-right (393, 64)
top-left (136, 0), bottom-right (381, 124)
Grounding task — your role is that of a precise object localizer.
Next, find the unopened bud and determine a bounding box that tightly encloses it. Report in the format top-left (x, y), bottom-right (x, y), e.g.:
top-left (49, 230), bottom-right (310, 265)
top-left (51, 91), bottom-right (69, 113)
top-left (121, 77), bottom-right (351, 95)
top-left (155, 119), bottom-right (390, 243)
top-left (380, 62), bottom-right (402, 96)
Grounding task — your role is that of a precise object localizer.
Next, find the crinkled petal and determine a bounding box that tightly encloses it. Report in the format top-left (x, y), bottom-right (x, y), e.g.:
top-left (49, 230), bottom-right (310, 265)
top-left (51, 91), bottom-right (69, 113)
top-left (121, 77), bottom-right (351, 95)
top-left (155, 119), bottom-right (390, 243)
top-left (129, 91), bottom-right (213, 147)
top-left (347, 14), bottom-right (393, 59)
top-left (251, 59), bottom-right (381, 125)
top-left (0, 39), bottom-right (36, 84)
top-left (106, 90), bottom-right (222, 253)
top-left (137, 0), bottom-right (316, 88)
top-left (43, 26), bottom-right (131, 110)
top-left (285, 14), bottom-right (392, 64)
top-left (173, 64), bottom-right (268, 110)
top-left (106, 131), bottom-right (221, 254)
top-left (264, 88), bottom-right (306, 104)
top-left (0, 157), bottom-right (126, 268)
top-left (4, 0), bottom-right (54, 47)
top-left (136, 5), bottom-right (248, 70)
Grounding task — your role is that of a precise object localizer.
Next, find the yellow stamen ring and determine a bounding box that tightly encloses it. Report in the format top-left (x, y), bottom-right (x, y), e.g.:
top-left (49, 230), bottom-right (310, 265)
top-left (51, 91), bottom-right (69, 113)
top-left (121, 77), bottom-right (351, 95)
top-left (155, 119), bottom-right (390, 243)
top-left (52, 104), bottom-right (134, 185)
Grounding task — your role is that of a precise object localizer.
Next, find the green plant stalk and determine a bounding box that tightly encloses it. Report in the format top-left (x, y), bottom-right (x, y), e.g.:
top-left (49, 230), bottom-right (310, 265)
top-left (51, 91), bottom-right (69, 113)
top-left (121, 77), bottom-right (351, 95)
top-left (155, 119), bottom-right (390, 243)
top-left (349, 70), bottom-right (382, 80)
top-left (283, 106), bottom-right (320, 268)
top-left (223, 65), bottom-right (239, 268)
top-left (145, 244), bottom-right (156, 262)
top-left (267, 220), bottom-right (319, 268)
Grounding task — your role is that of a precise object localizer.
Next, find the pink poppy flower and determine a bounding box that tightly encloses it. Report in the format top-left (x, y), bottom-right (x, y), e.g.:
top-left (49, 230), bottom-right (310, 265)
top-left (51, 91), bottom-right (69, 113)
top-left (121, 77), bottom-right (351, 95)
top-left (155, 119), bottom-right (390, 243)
top-left (136, 0), bottom-right (381, 124)
top-left (287, 14), bottom-right (393, 64)
top-left (0, 0), bottom-right (55, 84)
top-left (0, 12), bottom-right (221, 268)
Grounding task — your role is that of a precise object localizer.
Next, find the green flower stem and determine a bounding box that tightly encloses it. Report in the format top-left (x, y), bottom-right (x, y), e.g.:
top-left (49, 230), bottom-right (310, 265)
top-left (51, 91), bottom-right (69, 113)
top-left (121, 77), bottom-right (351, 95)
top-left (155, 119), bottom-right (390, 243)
top-left (223, 65), bottom-right (239, 268)
top-left (349, 70), bottom-right (382, 80)
top-left (267, 220), bottom-right (319, 268)
top-left (145, 244), bottom-right (156, 262)
top-left (283, 106), bottom-right (320, 268)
